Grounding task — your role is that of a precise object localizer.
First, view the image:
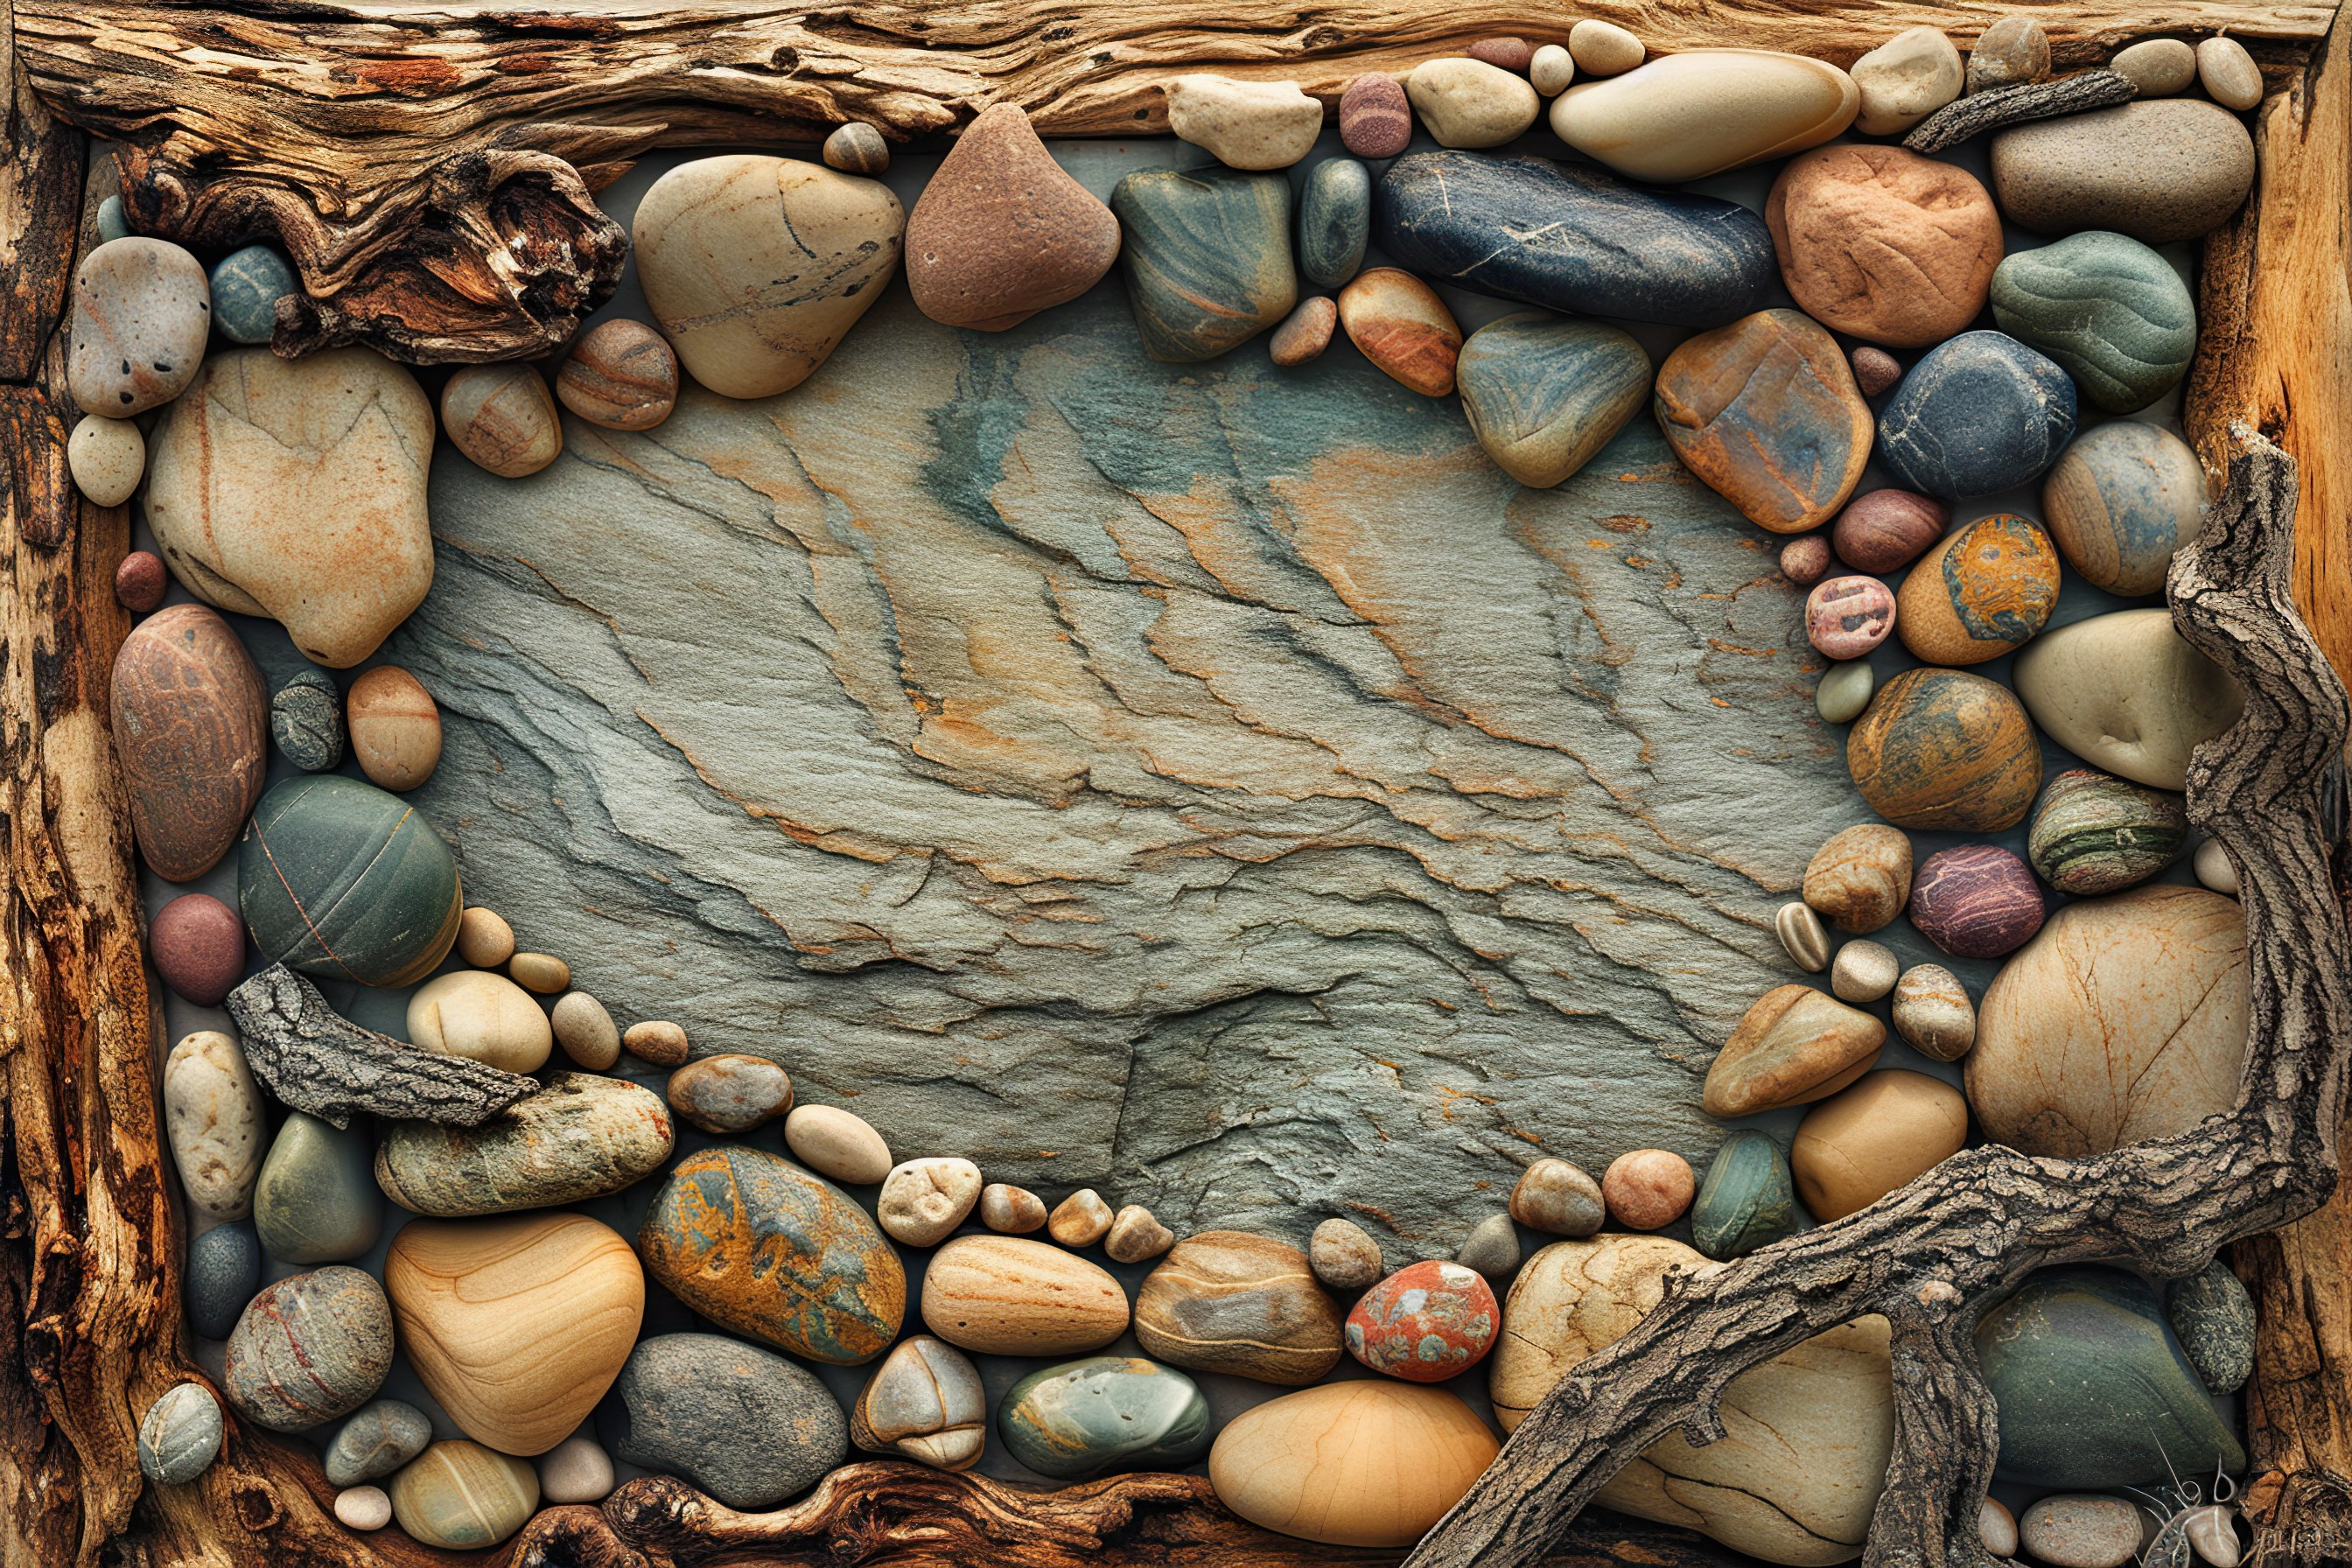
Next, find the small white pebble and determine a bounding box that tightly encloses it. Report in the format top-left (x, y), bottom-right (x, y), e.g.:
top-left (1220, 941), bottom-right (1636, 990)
top-left (1568, 18), bottom-right (1643, 76)
top-left (335, 1485), bottom-right (392, 1531)
top-left (1979, 1495), bottom-right (2018, 1557)
top-left (67, 415), bottom-right (145, 507)
top-left (1529, 42), bottom-right (1576, 95)
top-left (2194, 837), bottom-right (2241, 896)
top-left (537, 1434), bottom-right (616, 1504)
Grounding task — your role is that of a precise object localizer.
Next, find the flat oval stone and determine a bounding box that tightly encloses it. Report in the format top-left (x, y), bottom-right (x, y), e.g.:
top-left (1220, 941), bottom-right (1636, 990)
top-left (1336, 267), bottom-right (1461, 396)
top-left (1894, 963), bottom-right (1977, 1060)
top-left (1309, 1216), bottom-right (1386, 1290)
top-left (1802, 822), bottom-right (1914, 934)
top-left (1970, 884), bottom-right (2246, 1155)
top-left (2199, 37), bottom-right (2264, 109)
top-left (1692, 1129), bottom-right (1797, 1259)
top-left (634, 156), bottom-right (903, 398)
top-left (1832, 488), bottom-right (1948, 574)
top-left (110, 603), bottom-right (268, 882)
top-left (612, 1332), bottom-right (848, 1507)
top-left (1111, 167), bottom-right (1295, 362)
top-left (254, 1110), bottom-right (382, 1264)
top-left (878, 1156), bottom-right (983, 1247)
top-left (1268, 296), bottom-right (1337, 367)
top-left (922, 1235), bottom-right (1130, 1355)
top-left (388, 1441), bottom-right (539, 1550)
top-left (208, 245), bottom-right (298, 346)
top-left (407, 969), bottom-right (550, 1074)
top-left (1704, 984), bottom-right (1886, 1117)
top-left (558, 318), bottom-right (678, 431)
top-left (1816, 659), bottom-right (1875, 724)
top-left (1656, 308), bottom-right (1872, 534)
top-left (440, 362), bottom-right (562, 479)
top-left (1982, 1497), bottom-right (2021, 1558)
top-left (68, 237), bottom-right (209, 416)
top-left (376, 1071), bottom-right (675, 1215)
top-left (225, 1265), bottom-right (394, 1430)
top-left (1455, 313), bottom-right (1649, 489)
top-left (152, 892), bottom-right (244, 1005)
top-left (186, 1219), bottom-right (260, 1340)
top-left (1806, 575), bottom-right (1896, 660)
top-left (325, 1399), bottom-right (433, 1488)
top-left (999, 1355), bottom-right (1212, 1479)
top-left (329, 1485), bottom-right (381, 1530)
top-left (851, 1334), bottom-right (987, 1471)
top-left (2021, 1495), bottom-right (2143, 1568)
top-left (1991, 101), bottom-right (2256, 244)
top-left (822, 122), bottom-right (889, 176)
top-left (1508, 1158), bottom-right (1604, 1237)
top-left (1780, 536), bottom-right (1832, 586)
top-left (1135, 1230), bottom-right (1342, 1385)
top-left (164, 1031), bottom-right (265, 1223)
top-left (1877, 331), bottom-right (2077, 499)
top-left (139, 1383), bottom-right (223, 1484)
top-left (2167, 1258), bottom-right (2256, 1393)
top-left (1848, 667), bottom-right (2041, 831)
top-left (1376, 152), bottom-right (1774, 329)
top-left (346, 664), bottom-right (440, 791)
top-left (1604, 1149), bottom-right (1695, 1229)
top-left (550, 989), bottom-right (620, 1068)
top-left (1344, 1260), bottom-right (1499, 1382)
top-left (1165, 74), bottom-right (1322, 170)
top-left (1405, 57), bottom-right (1541, 149)
top-left (270, 668), bottom-right (344, 773)
top-left (1791, 1068), bottom-right (1968, 1220)
top-left (1454, 1212), bottom-right (1520, 1279)
top-left (1991, 231), bottom-right (2195, 414)
top-left (1339, 73), bottom-right (1413, 158)
top-left (1570, 19), bottom-right (1645, 75)
top-left (2041, 420), bottom-right (2206, 596)
top-left (69, 414), bottom-right (144, 506)
top-left (783, 1102), bottom-right (892, 1184)
top-left (1851, 25), bottom-right (1963, 135)
top-left (1977, 1264), bottom-right (2245, 1487)
top-left (239, 774), bottom-right (462, 988)
top-left (905, 104), bottom-right (1121, 332)
top-left (639, 1144), bottom-right (906, 1363)
top-left (667, 1054), bottom-right (794, 1135)
top-left (539, 1436), bottom-right (615, 1504)
top-left (1767, 144), bottom-right (2001, 347)
top-left (2028, 769), bottom-right (2188, 895)
top-left (2113, 38), bottom-right (2198, 95)
top-left (1210, 1382), bottom-right (1498, 1549)
top-left (1909, 844), bottom-right (2045, 959)
top-left (1895, 512), bottom-right (2061, 666)
top-left (1550, 49), bottom-right (1858, 182)
top-left (2012, 608), bottom-right (2244, 789)
top-left (1297, 158), bottom-right (1370, 290)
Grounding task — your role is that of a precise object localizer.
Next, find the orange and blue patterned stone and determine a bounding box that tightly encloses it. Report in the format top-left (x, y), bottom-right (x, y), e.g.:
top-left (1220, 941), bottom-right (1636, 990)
top-left (1342, 1260), bottom-right (1499, 1382)
top-left (1895, 512), bottom-right (2062, 666)
top-left (1653, 308), bottom-right (1873, 535)
top-left (1848, 666), bottom-right (2042, 831)
top-left (637, 1145), bottom-right (906, 1364)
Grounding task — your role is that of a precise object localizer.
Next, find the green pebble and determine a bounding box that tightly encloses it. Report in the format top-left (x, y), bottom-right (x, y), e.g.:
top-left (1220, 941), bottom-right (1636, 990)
top-left (1989, 231), bottom-right (2195, 415)
top-left (2026, 768), bottom-right (2188, 895)
top-left (252, 1110), bottom-right (382, 1264)
top-left (1691, 1130), bottom-right (1799, 1260)
top-left (1297, 158), bottom-right (1370, 291)
top-left (1456, 312), bottom-right (1652, 489)
top-left (998, 1355), bottom-right (1211, 1480)
top-left (1816, 660), bottom-right (1875, 724)
top-left (1110, 167), bottom-right (1297, 363)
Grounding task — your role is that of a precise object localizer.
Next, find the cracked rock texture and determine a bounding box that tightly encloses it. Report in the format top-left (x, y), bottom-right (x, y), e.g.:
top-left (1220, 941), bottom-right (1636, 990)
top-left (402, 288), bottom-right (1859, 1252)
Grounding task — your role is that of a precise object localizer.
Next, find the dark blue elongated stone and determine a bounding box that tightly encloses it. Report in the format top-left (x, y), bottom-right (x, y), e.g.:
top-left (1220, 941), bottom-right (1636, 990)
top-left (1373, 151), bottom-right (1776, 327)
top-left (1876, 331), bottom-right (2078, 499)
top-left (1298, 158), bottom-right (1371, 290)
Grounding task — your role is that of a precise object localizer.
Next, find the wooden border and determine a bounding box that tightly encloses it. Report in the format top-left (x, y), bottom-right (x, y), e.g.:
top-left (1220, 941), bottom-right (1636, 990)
top-left (0, 5), bottom-right (2346, 1567)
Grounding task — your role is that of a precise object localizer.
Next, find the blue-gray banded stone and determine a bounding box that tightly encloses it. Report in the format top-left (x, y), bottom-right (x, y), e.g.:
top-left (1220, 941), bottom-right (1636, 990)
top-left (186, 1220), bottom-right (261, 1340)
top-left (225, 1265), bottom-right (396, 1431)
top-left (1877, 331), bottom-right (2077, 499)
top-left (1977, 1263), bottom-right (2246, 1488)
top-left (1110, 166), bottom-right (1297, 362)
top-left (1456, 313), bottom-right (1651, 488)
top-left (2040, 419), bottom-right (2207, 597)
top-left (608, 1332), bottom-right (849, 1508)
top-left (1374, 151), bottom-right (1775, 328)
top-left (2167, 1259), bottom-right (2256, 1394)
top-left (270, 668), bottom-right (345, 773)
top-left (375, 1071), bottom-right (676, 1216)
top-left (1988, 231), bottom-right (2194, 415)
top-left (253, 1110), bottom-right (382, 1264)
top-left (1690, 1130), bottom-right (1799, 1261)
top-left (998, 1355), bottom-right (1213, 1480)
top-left (325, 1398), bottom-right (434, 1488)
top-left (138, 1383), bottom-right (223, 1484)
top-left (209, 245), bottom-right (299, 346)
top-left (1298, 158), bottom-right (1371, 290)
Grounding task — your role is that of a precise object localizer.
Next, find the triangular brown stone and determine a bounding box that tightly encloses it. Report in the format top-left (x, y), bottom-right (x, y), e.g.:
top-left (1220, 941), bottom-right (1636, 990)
top-left (905, 103), bottom-right (1121, 331)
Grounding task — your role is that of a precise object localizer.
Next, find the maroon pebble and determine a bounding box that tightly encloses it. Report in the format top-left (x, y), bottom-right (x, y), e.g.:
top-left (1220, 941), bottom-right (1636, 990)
top-left (1467, 36), bottom-right (1535, 74)
top-left (1851, 346), bottom-right (1902, 397)
top-left (116, 550), bottom-right (167, 613)
top-left (1909, 844), bottom-right (2046, 959)
top-left (150, 892), bottom-right (246, 1006)
top-left (1805, 574), bottom-right (1897, 660)
top-left (1339, 74), bottom-right (1414, 159)
top-left (1831, 489), bottom-right (1950, 574)
top-left (1780, 535), bottom-right (1835, 586)
top-left (1270, 297), bottom-right (1338, 367)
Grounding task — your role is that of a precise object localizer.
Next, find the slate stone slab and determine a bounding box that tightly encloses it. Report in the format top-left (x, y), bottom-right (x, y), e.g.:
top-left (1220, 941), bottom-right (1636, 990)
top-left (405, 289), bottom-right (1863, 1252)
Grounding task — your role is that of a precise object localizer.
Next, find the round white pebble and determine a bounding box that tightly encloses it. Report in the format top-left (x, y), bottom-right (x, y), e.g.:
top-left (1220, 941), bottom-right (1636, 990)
top-left (537, 1434), bottom-right (616, 1504)
top-left (1568, 18), bottom-right (1643, 76)
top-left (335, 1485), bottom-right (393, 1531)
top-left (2197, 36), bottom-right (2264, 110)
top-left (1530, 42), bottom-right (1576, 95)
top-left (67, 415), bottom-right (144, 506)
top-left (2194, 837), bottom-right (2241, 896)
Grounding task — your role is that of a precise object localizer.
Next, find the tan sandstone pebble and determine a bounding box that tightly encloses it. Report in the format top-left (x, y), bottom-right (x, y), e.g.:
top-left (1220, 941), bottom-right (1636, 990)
top-left (1850, 346), bottom-right (1901, 397)
top-left (667, 1055), bottom-right (794, 1135)
top-left (1134, 1231), bottom-right (1341, 1384)
top-left (1830, 940), bottom-right (1900, 1004)
top-left (1105, 1205), bottom-right (1177, 1264)
top-left (622, 1019), bottom-right (690, 1067)
top-left (1530, 44), bottom-right (1576, 95)
top-left (1850, 25), bottom-right (1964, 135)
top-left (1802, 823), bottom-right (1914, 934)
top-left (921, 1236), bottom-right (1130, 1355)
top-left (1048, 1189), bottom-right (1116, 1248)
top-left (1705, 985), bottom-right (1886, 1117)
top-left (2194, 838), bottom-right (2240, 897)
top-left (456, 906), bottom-right (515, 969)
top-left (1404, 58), bottom-right (1542, 149)
top-left (335, 1486), bottom-right (393, 1531)
top-left (1209, 1382), bottom-right (1499, 1549)
top-left (1601, 1150), bottom-right (1695, 1230)
top-left (1791, 1069), bottom-right (1969, 1221)
top-left (1337, 268), bottom-right (1462, 396)
top-left (1892, 963), bottom-right (1977, 1060)
top-left (1775, 902), bottom-right (1830, 972)
top-left (1568, 19), bottom-right (1644, 76)
top-left (822, 122), bottom-right (890, 176)
top-left (1164, 74), bottom-right (1321, 170)
top-left (439, 364), bottom-right (562, 479)
top-left (69, 415), bottom-right (145, 506)
top-left (1966, 14), bottom-right (2050, 93)
top-left (1309, 1217), bottom-right (1385, 1292)
top-left (1550, 51), bottom-right (1858, 183)
top-left (1269, 297), bottom-right (1338, 368)
top-left (904, 104), bottom-right (1121, 332)
top-left (2112, 38), bottom-right (2197, 95)
top-left (785, 1103), bottom-right (893, 1184)
top-left (2198, 37), bottom-right (2264, 109)
top-left (878, 1157), bottom-right (984, 1247)
top-left (408, 970), bottom-right (552, 1074)
top-left (980, 1183), bottom-right (1047, 1234)
top-left (1467, 37), bottom-right (1534, 74)
top-left (537, 1435), bottom-right (615, 1504)
top-left (346, 666), bottom-right (441, 792)
top-left (557, 319), bottom-right (680, 432)
top-left (1766, 144), bottom-right (2002, 348)
top-left (550, 991), bottom-right (620, 1069)
top-left (1780, 536), bottom-right (1834, 587)
top-left (508, 952), bottom-right (570, 995)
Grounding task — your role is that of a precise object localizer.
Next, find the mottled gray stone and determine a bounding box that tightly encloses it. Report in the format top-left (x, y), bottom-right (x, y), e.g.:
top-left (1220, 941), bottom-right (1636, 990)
top-left (138, 1383), bottom-right (223, 1484)
top-left (271, 668), bottom-right (345, 772)
top-left (2167, 1259), bottom-right (2256, 1394)
top-left (186, 1220), bottom-right (261, 1340)
top-left (326, 1399), bottom-right (434, 1487)
top-left (405, 288), bottom-right (1864, 1255)
top-left (608, 1333), bottom-right (848, 1508)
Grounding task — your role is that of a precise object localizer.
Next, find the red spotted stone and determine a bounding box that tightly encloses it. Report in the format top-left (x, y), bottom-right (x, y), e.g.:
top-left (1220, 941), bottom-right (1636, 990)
top-left (1342, 1260), bottom-right (1498, 1382)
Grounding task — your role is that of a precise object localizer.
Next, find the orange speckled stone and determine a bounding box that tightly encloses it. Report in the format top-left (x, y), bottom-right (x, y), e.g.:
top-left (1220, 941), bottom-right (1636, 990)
top-left (1337, 268), bottom-right (1463, 396)
top-left (1895, 512), bottom-right (2061, 666)
top-left (1344, 1261), bottom-right (1499, 1382)
top-left (1848, 666), bottom-right (2041, 831)
top-left (1653, 308), bottom-right (1872, 534)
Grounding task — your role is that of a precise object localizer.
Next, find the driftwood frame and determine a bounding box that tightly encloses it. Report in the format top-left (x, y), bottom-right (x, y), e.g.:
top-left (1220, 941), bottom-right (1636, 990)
top-left (0, 4), bottom-right (2348, 1566)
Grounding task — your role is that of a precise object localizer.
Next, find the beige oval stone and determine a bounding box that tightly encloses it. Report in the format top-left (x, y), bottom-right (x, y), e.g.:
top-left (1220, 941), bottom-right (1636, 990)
top-left (1134, 1230), bottom-right (1341, 1385)
top-left (1990, 101), bottom-right (2256, 244)
top-left (1404, 57), bottom-right (1542, 149)
top-left (1210, 1381), bottom-right (1498, 1548)
top-left (919, 1235), bottom-right (1130, 1354)
top-left (1850, 26), bottom-right (1963, 135)
top-left (164, 1031), bottom-right (266, 1222)
top-left (1790, 1070), bottom-right (1968, 1222)
top-left (2012, 608), bottom-right (2244, 791)
top-left (406, 970), bottom-right (552, 1074)
top-left (1802, 823), bottom-right (1914, 934)
top-left (550, 990), bottom-right (620, 1069)
top-left (69, 415), bottom-right (145, 506)
top-left (439, 363), bottom-right (561, 479)
top-left (785, 1103), bottom-right (892, 1184)
top-left (1704, 985), bottom-right (1885, 1118)
top-left (508, 951), bottom-right (570, 994)
top-left (2111, 38), bottom-right (2196, 96)
top-left (455, 906), bottom-right (514, 969)
top-left (980, 1183), bottom-right (1046, 1233)
top-left (1047, 1187), bottom-right (1115, 1246)
top-left (1892, 963), bottom-right (1976, 1060)
top-left (878, 1157), bottom-right (983, 1247)
top-left (1967, 885), bottom-right (2247, 1156)
top-left (346, 665), bottom-right (441, 792)
top-left (1550, 50), bottom-right (1858, 183)
top-left (2197, 37), bottom-right (2264, 110)
top-left (1568, 19), bottom-right (1644, 76)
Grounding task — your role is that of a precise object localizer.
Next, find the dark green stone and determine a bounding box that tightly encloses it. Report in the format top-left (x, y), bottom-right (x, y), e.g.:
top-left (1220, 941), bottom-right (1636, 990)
top-left (2026, 768), bottom-right (2188, 895)
top-left (1989, 230), bottom-right (2195, 415)
top-left (998, 1355), bottom-right (1211, 1480)
top-left (239, 774), bottom-right (461, 988)
top-left (1977, 1264), bottom-right (2245, 1488)
top-left (1691, 1130), bottom-right (1798, 1259)
top-left (252, 1110), bottom-right (382, 1264)
top-left (2167, 1260), bottom-right (2256, 1394)
top-left (1298, 158), bottom-right (1370, 290)
top-left (1110, 167), bottom-right (1296, 363)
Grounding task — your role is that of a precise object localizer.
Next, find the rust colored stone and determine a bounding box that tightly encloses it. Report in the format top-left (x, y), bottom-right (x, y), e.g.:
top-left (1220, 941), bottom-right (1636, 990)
top-left (109, 603), bottom-right (268, 882)
top-left (906, 104), bottom-right (1121, 332)
top-left (557, 318), bottom-right (678, 431)
top-left (1467, 37), bottom-right (1534, 74)
top-left (1336, 267), bottom-right (1462, 396)
top-left (1653, 308), bottom-right (1872, 534)
top-left (115, 549), bottom-right (167, 612)
top-left (1339, 74), bottom-right (1413, 158)
top-left (1851, 346), bottom-right (1901, 397)
top-left (1269, 296), bottom-right (1337, 367)
top-left (1766, 144), bottom-right (2003, 349)
top-left (1831, 488), bottom-right (1949, 573)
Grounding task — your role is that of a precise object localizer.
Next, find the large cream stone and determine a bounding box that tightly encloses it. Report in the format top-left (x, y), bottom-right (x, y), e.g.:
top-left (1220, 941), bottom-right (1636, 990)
top-left (164, 1031), bottom-right (266, 1222)
top-left (1494, 1235), bottom-right (1894, 1565)
top-left (634, 155), bottom-right (904, 400)
top-left (1967, 885), bottom-right (2248, 1156)
top-left (2011, 609), bottom-right (2244, 791)
top-left (1208, 1381), bottom-right (1498, 1548)
top-left (1550, 50), bottom-right (1859, 183)
top-left (406, 970), bottom-right (553, 1074)
top-left (144, 348), bottom-right (435, 668)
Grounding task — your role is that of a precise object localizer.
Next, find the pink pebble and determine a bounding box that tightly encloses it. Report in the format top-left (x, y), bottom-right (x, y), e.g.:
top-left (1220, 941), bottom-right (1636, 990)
top-left (150, 892), bottom-right (246, 1006)
top-left (1467, 37), bottom-right (1535, 74)
top-left (1806, 575), bottom-right (1897, 660)
top-left (1780, 535), bottom-right (1834, 586)
top-left (116, 550), bottom-right (167, 612)
top-left (1603, 1149), bottom-right (1695, 1229)
top-left (1339, 74), bottom-right (1413, 159)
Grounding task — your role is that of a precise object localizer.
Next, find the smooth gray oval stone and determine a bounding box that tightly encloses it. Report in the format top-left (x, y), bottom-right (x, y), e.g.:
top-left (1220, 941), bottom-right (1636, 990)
top-left (998, 1355), bottom-right (1211, 1480)
top-left (2166, 1259), bottom-right (2256, 1394)
top-left (186, 1220), bottom-right (261, 1340)
top-left (1297, 158), bottom-right (1371, 290)
top-left (375, 1072), bottom-right (675, 1216)
top-left (253, 1110), bottom-right (382, 1264)
top-left (1453, 1212), bottom-right (1521, 1281)
top-left (270, 668), bottom-right (345, 773)
top-left (607, 1333), bottom-right (848, 1508)
top-left (1877, 331), bottom-right (2078, 498)
top-left (138, 1382), bottom-right (223, 1484)
top-left (1989, 230), bottom-right (2194, 414)
top-left (224, 1265), bottom-right (395, 1431)
top-left (325, 1397), bottom-right (434, 1487)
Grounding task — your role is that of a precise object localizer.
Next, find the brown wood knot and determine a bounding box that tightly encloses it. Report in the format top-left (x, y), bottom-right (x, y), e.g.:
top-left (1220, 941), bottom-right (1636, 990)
top-left (1913, 1279), bottom-right (1961, 1312)
top-left (230, 1479), bottom-right (283, 1532)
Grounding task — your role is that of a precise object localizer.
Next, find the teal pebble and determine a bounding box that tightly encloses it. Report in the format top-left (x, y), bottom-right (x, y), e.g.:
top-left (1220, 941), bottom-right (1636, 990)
top-left (138, 1383), bottom-right (223, 1485)
top-left (208, 245), bottom-right (299, 346)
top-left (252, 1110), bottom-right (382, 1264)
top-left (1816, 660), bottom-right (1876, 724)
top-left (1297, 158), bottom-right (1371, 290)
top-left (1455, 312), bottom-right (1652, 489)
top-left (1691, 1130), bottom-right (1799, 1260)
top-left (1110, 167), bottom-right (1297, 363)
top-left (2166, 1259), bottom-right (2256, 1394)
top-left (1989, 231), bottom-right (2194, 415)
top-left (186, 1220), bottom-right (261, 1340)
top-left (2026, 768), bottom-right (2188, 895)
top-left (95, 195), bottom-right (131, 245)
top-left (998, 1355), bottom-right (1212, 1480)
